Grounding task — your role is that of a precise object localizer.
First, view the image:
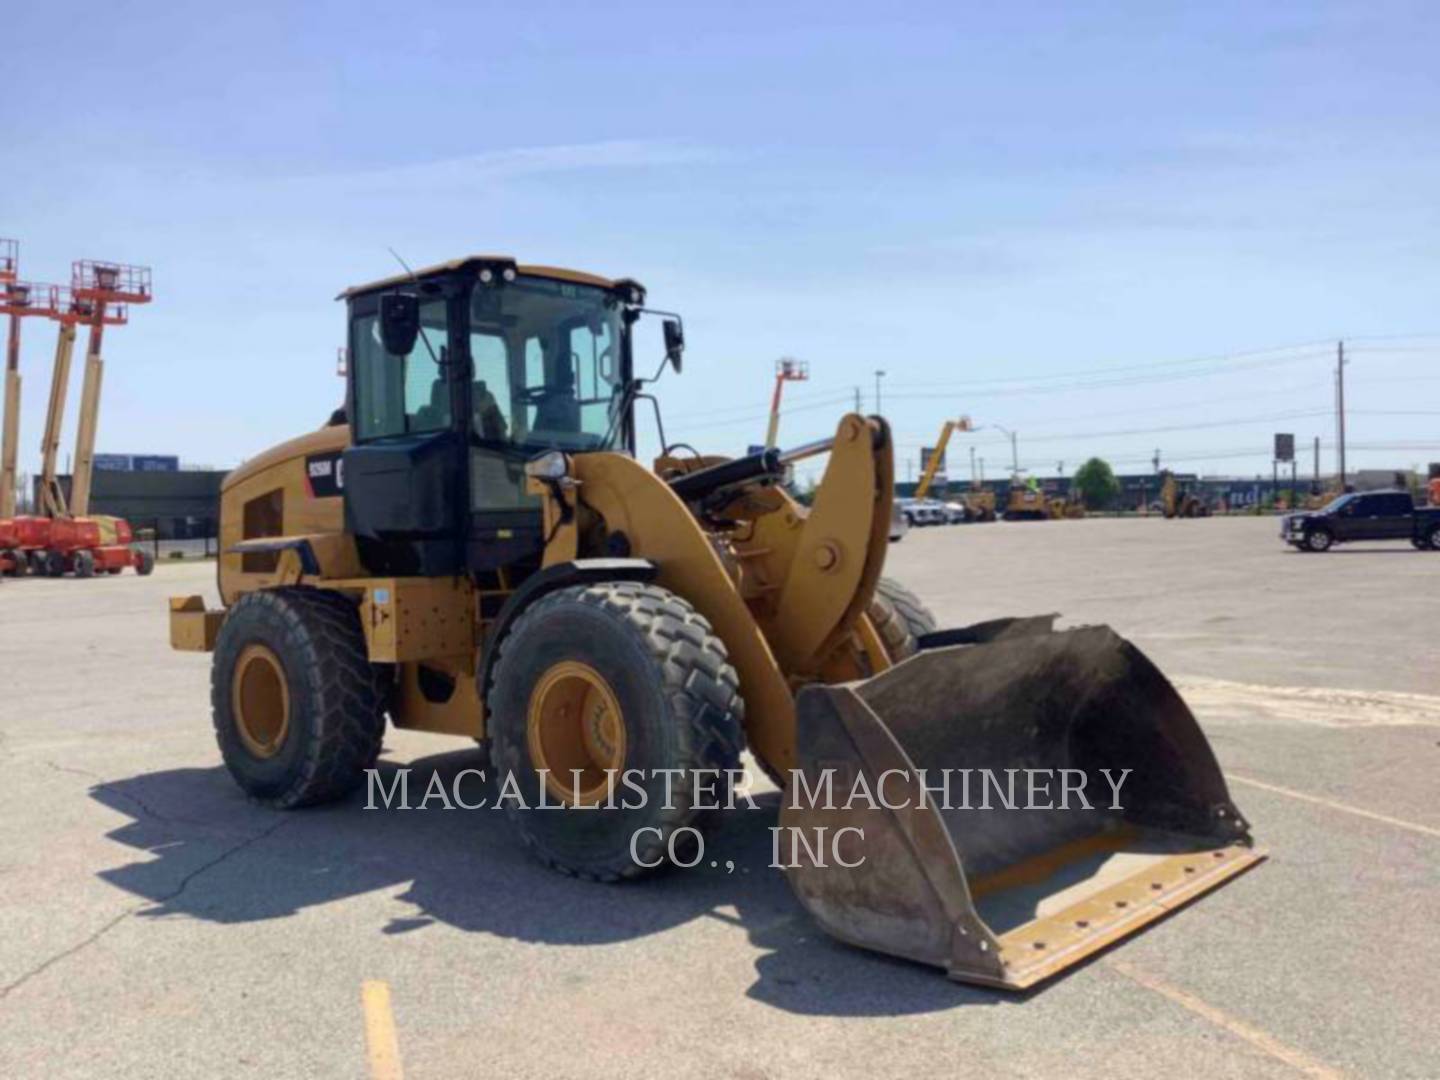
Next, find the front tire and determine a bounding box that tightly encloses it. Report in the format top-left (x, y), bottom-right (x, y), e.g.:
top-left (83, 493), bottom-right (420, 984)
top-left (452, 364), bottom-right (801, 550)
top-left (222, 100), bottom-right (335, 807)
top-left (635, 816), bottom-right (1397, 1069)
top-left (488, 581), bottom-right (744, 882)
top-left (134, 548), bottom-right (155, 576)
top-left (1305, 528), bottom-right (1333, 552)
top-left (211, 588), bottom-right (386, 808)
top-left (1427, 526), bottom-right (1440, 551)
top-left (867, 576), bottom-right (940, 662)
top-left (74, 550), bottom-right (95, 578)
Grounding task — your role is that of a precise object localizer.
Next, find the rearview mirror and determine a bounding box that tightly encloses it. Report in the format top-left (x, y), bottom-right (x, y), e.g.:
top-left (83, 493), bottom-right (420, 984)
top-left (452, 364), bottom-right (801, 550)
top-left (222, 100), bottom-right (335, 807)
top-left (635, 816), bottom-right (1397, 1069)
top-left (380, 294), bottom-right (420, 356)
top-left (663, 318), bottom-right (684, 373)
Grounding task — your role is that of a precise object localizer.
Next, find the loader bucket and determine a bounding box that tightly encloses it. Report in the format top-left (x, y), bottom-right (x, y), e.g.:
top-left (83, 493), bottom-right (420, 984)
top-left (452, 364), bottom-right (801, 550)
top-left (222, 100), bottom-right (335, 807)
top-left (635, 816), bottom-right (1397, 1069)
top-left (779, 621), bottom-right (1263, 990)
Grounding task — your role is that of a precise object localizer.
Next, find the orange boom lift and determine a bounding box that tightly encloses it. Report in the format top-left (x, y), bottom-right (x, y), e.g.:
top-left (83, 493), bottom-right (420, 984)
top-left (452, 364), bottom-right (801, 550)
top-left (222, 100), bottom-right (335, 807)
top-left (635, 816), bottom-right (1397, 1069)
top-left (1, 259), bottom-right (156, 577)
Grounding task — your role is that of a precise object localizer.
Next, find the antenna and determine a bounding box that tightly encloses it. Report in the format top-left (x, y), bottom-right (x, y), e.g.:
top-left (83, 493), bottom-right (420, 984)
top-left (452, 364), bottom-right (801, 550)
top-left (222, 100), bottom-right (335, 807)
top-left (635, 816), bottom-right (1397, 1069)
top-left (387, 246), bottom-right (420, 283)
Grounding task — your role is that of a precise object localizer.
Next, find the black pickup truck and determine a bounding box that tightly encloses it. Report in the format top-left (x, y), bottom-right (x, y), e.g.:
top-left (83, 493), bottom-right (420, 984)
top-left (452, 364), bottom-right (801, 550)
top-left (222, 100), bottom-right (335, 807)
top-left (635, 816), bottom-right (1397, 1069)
top-left (1281, 490), bottom-right (1440, 551)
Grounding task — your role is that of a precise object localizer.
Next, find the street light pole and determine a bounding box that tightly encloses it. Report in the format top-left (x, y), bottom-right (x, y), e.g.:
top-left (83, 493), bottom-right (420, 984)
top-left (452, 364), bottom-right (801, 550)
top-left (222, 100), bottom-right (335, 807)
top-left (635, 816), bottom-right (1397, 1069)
top-left (1336, 340), bottom-right (1348, 488)
top-left (874, 369), bottom-right (886, 416)
top-left (989, 424), bottom-right (1019, 474)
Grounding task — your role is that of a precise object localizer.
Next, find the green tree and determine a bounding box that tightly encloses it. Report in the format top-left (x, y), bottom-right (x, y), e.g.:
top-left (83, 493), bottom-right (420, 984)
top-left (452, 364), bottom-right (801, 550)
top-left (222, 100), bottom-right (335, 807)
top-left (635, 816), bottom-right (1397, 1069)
top-left (1074, 457), bottom-right (1121, 509)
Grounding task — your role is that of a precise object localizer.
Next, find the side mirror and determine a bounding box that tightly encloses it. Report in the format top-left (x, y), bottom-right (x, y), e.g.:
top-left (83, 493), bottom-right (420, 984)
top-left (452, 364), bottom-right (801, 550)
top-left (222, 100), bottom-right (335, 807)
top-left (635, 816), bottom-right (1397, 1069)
top-left (662, 318), bottom-right (684, 373)
top-left (379, 294), bottom-right (420, 356)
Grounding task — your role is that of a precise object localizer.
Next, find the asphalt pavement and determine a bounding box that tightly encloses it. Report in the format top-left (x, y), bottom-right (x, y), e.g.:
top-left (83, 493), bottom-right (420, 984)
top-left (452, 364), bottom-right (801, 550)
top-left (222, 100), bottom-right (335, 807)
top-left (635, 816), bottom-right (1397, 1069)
top-left (1, 515), bottom-right (1435, 1078)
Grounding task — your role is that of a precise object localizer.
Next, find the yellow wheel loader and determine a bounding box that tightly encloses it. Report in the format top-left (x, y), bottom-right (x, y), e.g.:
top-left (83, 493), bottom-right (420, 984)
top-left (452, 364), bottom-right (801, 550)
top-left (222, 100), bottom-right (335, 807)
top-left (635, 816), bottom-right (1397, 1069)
top-left (171, 256), bottom-right (1261, 989)
top-left (1160, 470), bottom-right (1210, 519)
top-left (963, 487), bottom-right (997, 522)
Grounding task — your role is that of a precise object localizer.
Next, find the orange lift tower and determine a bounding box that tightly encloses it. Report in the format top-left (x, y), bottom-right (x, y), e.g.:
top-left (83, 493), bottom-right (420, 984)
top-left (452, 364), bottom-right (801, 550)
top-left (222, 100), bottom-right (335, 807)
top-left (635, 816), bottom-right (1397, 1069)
top-left (3, 278), bottom-right (67, 518)
top-left (764, 356), bottom-right (809, 449)
top-left (67, 260), bottom-right (152, 515)
top-left (34, 285), bottom-right (129, 518)
top-left (1, 238), bottom-right (21, 518)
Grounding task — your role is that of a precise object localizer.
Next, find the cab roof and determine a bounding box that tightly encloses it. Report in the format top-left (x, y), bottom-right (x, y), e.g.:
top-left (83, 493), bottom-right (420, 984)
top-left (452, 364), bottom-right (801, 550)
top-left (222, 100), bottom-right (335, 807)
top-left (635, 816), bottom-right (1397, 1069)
top-left (336, 256), bottom-right (638, 300)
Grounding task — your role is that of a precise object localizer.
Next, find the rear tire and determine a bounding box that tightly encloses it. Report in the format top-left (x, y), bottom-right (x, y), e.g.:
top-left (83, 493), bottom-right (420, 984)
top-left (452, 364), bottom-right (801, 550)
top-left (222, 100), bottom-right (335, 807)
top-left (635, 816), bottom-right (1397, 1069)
top-left (134, 548), bottom-right (155, 576)
top-left (44, 550), bottom-right (66, 577)
top-left (74, 550), bottom-right (95, 578)
top-left (211, 588), bottom-right (387, 808)
top-left (4, 550), bottom-right (24, 577)
top-left (867, 576), bottom-right (940, 662)
top-left (488, 581), bottom-right (744, 882)
top-left (1427, 526), bottom-right (1440, 551)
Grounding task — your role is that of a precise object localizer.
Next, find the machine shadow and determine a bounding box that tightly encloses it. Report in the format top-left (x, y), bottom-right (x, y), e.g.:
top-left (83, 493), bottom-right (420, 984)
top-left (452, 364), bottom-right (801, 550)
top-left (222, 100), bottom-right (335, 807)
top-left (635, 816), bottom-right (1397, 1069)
top-left (89, 747), bottom-right (997, 1017)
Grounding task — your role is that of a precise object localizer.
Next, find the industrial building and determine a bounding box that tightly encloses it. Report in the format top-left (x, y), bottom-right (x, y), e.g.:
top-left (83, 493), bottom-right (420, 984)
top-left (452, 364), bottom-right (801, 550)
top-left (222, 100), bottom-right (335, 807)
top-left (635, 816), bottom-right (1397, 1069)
top-left (33, 468), bottom-right (225, 538)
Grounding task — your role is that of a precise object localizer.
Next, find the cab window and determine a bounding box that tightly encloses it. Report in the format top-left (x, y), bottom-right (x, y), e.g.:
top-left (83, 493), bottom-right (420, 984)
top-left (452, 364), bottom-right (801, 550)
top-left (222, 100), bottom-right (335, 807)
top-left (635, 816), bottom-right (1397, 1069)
top-left (352, 296), bottom-right (451, 440)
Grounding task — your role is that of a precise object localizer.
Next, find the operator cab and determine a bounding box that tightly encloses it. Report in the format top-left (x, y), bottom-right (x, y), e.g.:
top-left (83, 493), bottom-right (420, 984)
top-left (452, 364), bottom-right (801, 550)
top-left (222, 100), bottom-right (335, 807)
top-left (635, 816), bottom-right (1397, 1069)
top-left (339, 256), bottom-right (646, 576)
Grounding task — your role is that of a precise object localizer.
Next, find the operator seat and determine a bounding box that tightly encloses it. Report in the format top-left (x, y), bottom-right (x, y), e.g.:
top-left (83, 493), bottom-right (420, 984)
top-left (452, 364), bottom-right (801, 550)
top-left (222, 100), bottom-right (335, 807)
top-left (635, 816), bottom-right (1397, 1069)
top-left (531, 362), bottom-right (580, 437)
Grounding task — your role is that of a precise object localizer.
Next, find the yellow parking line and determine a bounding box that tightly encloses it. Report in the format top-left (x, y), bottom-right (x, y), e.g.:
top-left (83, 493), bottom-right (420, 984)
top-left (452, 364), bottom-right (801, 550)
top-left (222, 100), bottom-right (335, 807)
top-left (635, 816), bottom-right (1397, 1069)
top-left (1108, 960), bottom-right (1343, 1079)
top-left (362, 980), bottom-right (405, 1080)
top-left (1229, 773), bottom-right (1440, 839)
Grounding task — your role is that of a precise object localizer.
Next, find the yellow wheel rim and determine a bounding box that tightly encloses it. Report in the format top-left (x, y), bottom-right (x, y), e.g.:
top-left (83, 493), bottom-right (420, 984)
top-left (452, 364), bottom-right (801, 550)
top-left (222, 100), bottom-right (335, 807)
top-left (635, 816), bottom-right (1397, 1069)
top-left (232, 644), bottom-right (290, 759)
top-left (526, 660), bottom-right (626, 805)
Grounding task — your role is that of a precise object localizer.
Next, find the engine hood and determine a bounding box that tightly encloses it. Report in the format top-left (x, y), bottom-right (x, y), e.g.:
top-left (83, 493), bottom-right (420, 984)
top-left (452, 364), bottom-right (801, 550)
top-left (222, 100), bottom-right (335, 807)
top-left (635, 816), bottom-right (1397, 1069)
top-left (223, 423), bottom-right (350, 493)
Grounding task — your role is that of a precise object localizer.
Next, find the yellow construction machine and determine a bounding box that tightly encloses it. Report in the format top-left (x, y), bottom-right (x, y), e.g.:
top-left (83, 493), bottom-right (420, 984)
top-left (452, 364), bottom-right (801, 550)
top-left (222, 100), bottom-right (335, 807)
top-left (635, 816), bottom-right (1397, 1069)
top-left (1160, 470), bottom-right (1209, 519)
top-left (171, 257), bottom-right (1261, 990)
top-left (1003, 474), bottom-right (1048, 520)
top-left (1048, 492), bottom-right (1085, 519)
top-left (963, 486), bottom-right (997, 522)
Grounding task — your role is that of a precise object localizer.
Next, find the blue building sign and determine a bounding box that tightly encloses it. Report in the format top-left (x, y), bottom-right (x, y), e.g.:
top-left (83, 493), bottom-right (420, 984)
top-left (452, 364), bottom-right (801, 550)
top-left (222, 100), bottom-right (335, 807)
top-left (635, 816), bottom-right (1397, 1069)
top-left (93, 454), bottom-right (181, 472)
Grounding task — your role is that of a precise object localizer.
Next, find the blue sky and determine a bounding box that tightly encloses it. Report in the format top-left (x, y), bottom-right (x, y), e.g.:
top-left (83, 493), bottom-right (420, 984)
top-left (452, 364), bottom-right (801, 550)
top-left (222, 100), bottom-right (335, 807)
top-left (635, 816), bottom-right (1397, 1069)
top-left (3, 0), bottom-right (1438, 486)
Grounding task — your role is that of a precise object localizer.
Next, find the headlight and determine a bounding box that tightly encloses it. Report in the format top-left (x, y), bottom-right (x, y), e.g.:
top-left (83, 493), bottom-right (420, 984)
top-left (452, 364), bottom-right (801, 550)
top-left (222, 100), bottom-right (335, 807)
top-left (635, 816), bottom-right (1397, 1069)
top-left (525, 451), bottom-right (569, 480)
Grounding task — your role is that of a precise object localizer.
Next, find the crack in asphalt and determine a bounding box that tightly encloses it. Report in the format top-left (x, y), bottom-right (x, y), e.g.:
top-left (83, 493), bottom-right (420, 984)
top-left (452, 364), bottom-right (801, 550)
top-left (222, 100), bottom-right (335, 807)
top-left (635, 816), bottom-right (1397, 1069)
top-left (0, 816), bottom-right (291, 1003)
top-left (41, 759), bottom-right (228, 831)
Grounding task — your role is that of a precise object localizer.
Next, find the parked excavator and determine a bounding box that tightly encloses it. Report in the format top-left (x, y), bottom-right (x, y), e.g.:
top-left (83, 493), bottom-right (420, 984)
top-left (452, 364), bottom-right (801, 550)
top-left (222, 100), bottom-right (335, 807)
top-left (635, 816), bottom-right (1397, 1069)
top-left (170, 256), bottom-right (1261, 989)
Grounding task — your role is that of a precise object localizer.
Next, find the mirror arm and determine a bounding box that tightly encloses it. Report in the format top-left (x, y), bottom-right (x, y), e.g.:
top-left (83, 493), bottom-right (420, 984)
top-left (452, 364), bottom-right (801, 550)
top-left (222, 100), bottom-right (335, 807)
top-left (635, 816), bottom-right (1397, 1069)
top-left (636, 392), bottom-right (668, 456)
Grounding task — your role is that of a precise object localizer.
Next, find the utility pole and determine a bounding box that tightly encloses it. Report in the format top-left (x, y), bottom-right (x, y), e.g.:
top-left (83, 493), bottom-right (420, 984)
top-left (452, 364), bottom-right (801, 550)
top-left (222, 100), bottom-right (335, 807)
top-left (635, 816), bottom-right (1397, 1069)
top-left (978, 456), bottom-right (985, 484)
top-left (1152, 448), bottom-right (1161, 474)
top-left (874, 369), bottom-right (886, 416)
top-left (1335, 340), bottom-right (1348, 489)
top-left (969, 445), bottom-right (976, 484)
top-left (1056, 460), bottom-right (1064, 477)
top-left (1313, 435), bottom-right (1320, 492)
top-left (853, 386), bottom-right (862, 413)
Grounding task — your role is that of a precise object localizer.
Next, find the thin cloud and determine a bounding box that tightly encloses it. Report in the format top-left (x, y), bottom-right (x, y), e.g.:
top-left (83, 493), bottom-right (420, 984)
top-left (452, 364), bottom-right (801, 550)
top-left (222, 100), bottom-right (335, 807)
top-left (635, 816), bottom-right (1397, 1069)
top-left (282, 139), bottom-right (721, 194)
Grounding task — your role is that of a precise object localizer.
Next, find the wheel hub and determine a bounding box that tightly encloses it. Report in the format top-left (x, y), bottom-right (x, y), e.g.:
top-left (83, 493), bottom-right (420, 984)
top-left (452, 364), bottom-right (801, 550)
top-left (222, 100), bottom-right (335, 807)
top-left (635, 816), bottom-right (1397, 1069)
top-left (232, 644), bottom-right (290, 758)
top-left (526, 660), bottom-right (627, 805)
